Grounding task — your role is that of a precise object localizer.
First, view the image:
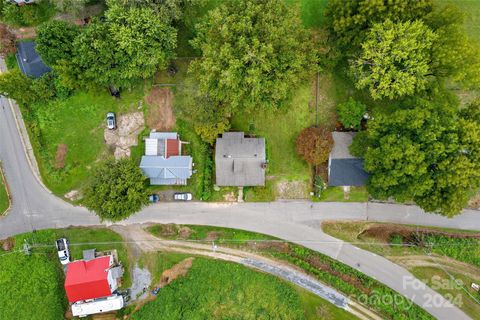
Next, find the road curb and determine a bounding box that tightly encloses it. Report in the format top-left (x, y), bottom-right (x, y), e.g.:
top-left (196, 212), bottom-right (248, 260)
top-left (5, 97), bottom-right (52, 195)
top-left (0, 162), bottom-right (12, 216)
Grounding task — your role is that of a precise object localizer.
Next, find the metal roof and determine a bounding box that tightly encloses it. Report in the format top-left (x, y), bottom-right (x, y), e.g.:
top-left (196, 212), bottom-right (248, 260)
top-left (16, 41), bottom-right (51, 78)
top-left (215, 132), bottom-right (266, 186)
top-left (331, 132), bottom-right (357, 159)
top-left (139, 155), bottom-right (192, 185)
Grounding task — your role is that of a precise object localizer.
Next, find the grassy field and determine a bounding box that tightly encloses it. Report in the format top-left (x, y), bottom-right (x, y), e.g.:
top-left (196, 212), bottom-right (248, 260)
top-left (0, 227), bottom-right (130, 320)
top-left (437, 0), bottom-right (480, 45)
top-left (0, 166), bottom-right (9, 215)
top-left (147, 224), bottom-right (433, 319)
top-left (132, 255), bottom-right (352, 320)
top-left (322, 221), bottom-right (480, 318)
top-left (29, 85), bottom-right (146, 195)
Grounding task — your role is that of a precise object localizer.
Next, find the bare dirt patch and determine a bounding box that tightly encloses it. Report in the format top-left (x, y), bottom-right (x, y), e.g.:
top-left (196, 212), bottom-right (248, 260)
top-left (246, 241), bottom-right (290, 253)
top-left (54, 144), bottom-right (67, 169)
top-left (222, 192), bottom-right (236, 202)
top-left (159, 224), bottom-right (178, 237)
top-left (205, 231), bottom-right (223, 241)
top-left (145, 87), bottom-right (176, 131)
top-left (468, 192), bottom-right (480, 209)
top-left (276, 180), bottom-right (309, 199)
top-left (64, 190), bottom-right (81, 201)
top-left (177, 226), bottom-right (192, 239)
top-left (159, 257), bottom-right (194, 287)
top-left (104, 112), bottom-right (145, 159)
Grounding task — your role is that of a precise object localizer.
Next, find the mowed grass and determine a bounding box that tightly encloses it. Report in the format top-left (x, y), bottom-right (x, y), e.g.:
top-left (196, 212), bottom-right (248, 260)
top-left (318, 186), bottom-right (369, 202)
top-left (0, 227), bottom-right (131, 320)
top-left (0, 167), bottom-right (9, 214)
top-left (31, 86), bottom-right (146, 195)
top-left (132, 256), bottom-right (352, 320)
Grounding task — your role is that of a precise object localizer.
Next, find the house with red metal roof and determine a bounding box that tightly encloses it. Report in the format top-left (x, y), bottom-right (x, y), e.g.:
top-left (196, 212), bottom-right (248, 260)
top-left (139, 132), bottom-right (193, 185)
top-left (65, 255), bottom-right (118, 303)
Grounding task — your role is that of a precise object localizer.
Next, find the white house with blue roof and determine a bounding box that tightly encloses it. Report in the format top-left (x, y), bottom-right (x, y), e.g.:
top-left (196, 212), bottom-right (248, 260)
top-left (139, 132), bottom-right (193, 185)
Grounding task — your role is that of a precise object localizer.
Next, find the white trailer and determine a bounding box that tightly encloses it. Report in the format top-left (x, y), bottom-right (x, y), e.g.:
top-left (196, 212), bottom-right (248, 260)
top-left (71, 295), bottom-right (124, 317)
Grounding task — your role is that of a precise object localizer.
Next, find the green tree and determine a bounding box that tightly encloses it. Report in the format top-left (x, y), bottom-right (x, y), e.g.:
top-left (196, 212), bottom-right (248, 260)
top-left (114, 0), bottom-right (198, 22)
top-left (0, 69), bottom-right (36, 106)
top-left (296, 127), bottom-right (333, 165)
top-left (36, 20), bottom-right (80, 66)
top-left (84, 158), bottom-right (149, 221)
top-left (190, 0), bottom-right (312, 112)
top-left (336, 98), bottom-right (366, 130)
top-left (351, 19), bottom-right (436, 100)
top-left (72, 3), bottom-right (176, 88)
top-left (363, 100), bottom-right (480, 217)
top-left (325, 0), bottom-right (432, 50)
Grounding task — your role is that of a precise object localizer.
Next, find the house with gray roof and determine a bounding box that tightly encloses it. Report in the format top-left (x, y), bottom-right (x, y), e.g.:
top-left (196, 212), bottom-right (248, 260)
top-left (139, 132), bottom-right (193, 185)
top-left (215, 132), bottom-right (266, 186)
top-left (16, 41), bottom-right (51, 78)
top-left (328, 132), bottom-right (369, 187)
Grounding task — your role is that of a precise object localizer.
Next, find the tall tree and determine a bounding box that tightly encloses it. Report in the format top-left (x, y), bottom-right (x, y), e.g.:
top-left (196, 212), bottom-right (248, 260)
top-left (361, 100), bottom-right (480, 216)
top-left (0, 69), bottom-right (35, 106)
top-left (351, 19), bottom-right (436, 100)
top-left (36, 20), bottom-right (80, 66)
top-left (72, 2), bottom-right (176, 88)
top-left (296, 127), bottom-right (333, 165)
top-left (325, 0), bottom-right (432, 50)
top-left (83, 158), bottom-right (149, 221)
top-left (113, 0), bottom-right (198, 22)
top-left (190, 0), bottom-right (313, 112)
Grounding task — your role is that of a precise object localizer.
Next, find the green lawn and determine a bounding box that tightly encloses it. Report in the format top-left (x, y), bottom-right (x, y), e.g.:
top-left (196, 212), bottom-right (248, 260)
top-left (132, 256), bottom-right (352, 320)
top-left (322, 221), bottom-right (480, 319)
top-left (317, 186), bottom-right (369, 202)
top-left (437, 0), bottom-right (480, 45)
top-left (29, 85), bottom-right (146, 195)
top-left (0, 167), bottom-right (9, 214)
top-left (0, 227), bottom-right (131, 320)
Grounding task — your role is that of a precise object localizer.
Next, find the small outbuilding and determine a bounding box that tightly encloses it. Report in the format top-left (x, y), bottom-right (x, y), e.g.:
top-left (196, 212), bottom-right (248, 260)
top-left (215, 132), bottom-right (266, 187)
top-left (328, 132), bottom-right (369, 187)
top-left (16, 41), bottom-right (51, 78)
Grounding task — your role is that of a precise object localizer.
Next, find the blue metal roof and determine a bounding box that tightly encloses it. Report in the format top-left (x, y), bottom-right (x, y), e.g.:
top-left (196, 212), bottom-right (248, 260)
top-left (139, 155), bottom-right (192, 184)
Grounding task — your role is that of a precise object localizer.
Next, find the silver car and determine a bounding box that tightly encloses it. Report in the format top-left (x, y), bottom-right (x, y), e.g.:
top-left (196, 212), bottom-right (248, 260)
top-left (106, 112), bottom-right (116, 130)
top-left (173, 192), bottom-right (193, 201)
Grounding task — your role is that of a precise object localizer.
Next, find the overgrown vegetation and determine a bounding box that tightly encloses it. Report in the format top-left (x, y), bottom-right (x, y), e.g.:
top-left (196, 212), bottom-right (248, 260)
top-left (147, 224), bottom-right (433, 319)
top-left (322, 221), bottom-right (480, 318)
top-left (0, 0), bottom-right (56, 27)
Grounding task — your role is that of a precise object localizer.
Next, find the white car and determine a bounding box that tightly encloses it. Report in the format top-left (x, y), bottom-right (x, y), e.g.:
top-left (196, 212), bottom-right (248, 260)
top-left (106, 112), bottom-right (116, 130)
top-left (173, 192), bottom-right (193, 201)
top-left (56, 238), bottom-right (70, 265)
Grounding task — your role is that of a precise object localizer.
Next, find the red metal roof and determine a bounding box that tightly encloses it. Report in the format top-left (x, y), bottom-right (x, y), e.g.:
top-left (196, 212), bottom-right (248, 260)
top-left (166, 139), bottom-right (180, 157)
top-left (64, 256), bottom-right (112, 303)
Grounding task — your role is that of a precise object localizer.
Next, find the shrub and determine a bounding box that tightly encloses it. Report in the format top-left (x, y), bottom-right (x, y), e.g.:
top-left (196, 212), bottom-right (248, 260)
top-left (336, 98), bottom-right (367, 130)
top-left (2, 0), bottom-right (56, 27)
top-left (349, 131), bottom-right (369, 157)
top-left (296, 127), bottom-right (333, 165)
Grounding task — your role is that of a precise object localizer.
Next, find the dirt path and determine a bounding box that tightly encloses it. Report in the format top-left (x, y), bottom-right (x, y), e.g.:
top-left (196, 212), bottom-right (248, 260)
top-left (111, 224), bottom-right (380, 320)
top-left (389, 255), bottom-right (480, 281)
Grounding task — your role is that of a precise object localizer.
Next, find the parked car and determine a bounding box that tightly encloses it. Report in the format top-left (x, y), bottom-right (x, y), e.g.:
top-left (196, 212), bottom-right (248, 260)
top-left (149, 194), bottom-right (160, 203)
top-left (173, 192), bottom-right (192, 201)
top-left (106, 112), bottom-right (116, 130)
top-left (108, 85), bottom-right (120, 98)
top-left (55, 238), bottom-right (70, 265)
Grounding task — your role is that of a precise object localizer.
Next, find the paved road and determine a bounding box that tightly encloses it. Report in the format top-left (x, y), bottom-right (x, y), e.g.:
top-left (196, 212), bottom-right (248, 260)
top-left (1, 69), bottom-right (479, 319)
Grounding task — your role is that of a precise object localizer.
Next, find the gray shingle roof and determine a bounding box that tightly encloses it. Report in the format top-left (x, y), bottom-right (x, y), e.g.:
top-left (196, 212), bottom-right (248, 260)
top-left (328, 158), bottom-right (369, 186)
top-left (215, 132), bottom-right (266, 186)
top-left (328, 132), bottom-right (369, 186)
top-left (16, 41), bottom-right (51, 78)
